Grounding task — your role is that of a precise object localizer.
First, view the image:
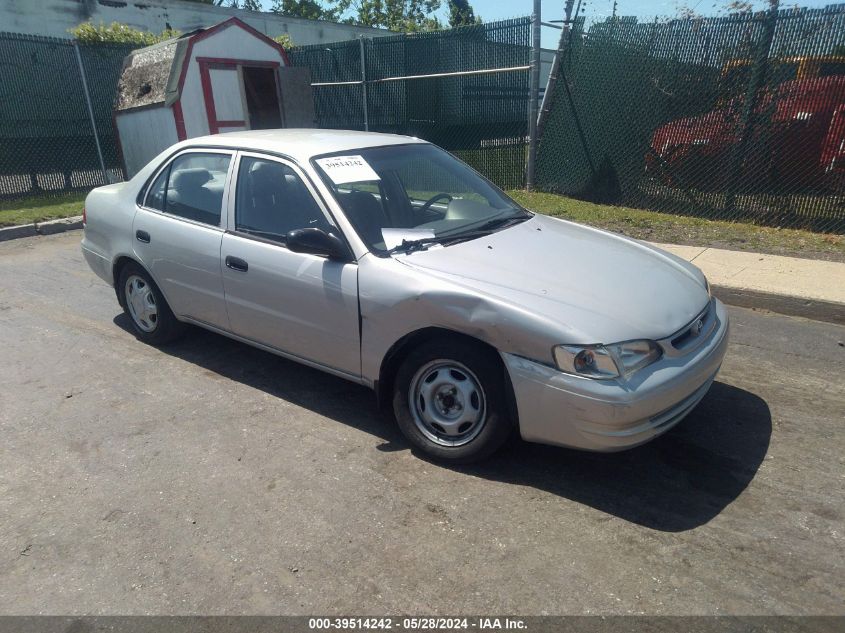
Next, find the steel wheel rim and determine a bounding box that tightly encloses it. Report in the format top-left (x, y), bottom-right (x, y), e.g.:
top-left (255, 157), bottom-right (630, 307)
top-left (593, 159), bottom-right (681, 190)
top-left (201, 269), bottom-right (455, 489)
top-left (408, 359), bottom-right (487, 447)
top-left (125, 274), bottom-right (158, 333)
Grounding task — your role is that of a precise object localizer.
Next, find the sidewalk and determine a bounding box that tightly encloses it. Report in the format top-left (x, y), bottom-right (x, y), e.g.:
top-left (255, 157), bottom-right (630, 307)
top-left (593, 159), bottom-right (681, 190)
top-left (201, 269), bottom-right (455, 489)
top-left (653, 242), bottom-right (845, 325)
top-left (0, 222), bottom-right (843, 324)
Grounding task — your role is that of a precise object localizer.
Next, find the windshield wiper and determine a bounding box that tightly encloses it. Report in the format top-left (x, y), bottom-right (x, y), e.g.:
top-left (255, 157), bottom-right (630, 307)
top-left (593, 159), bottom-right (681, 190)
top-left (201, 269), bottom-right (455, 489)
top-left (387, 214), bottom-right (530, 255)
top-left (387, 237), bottom-right (444, 255)
top-left (436, 214), bottom-right (530, 245)
top-left (471, 214), bottom-right (530, 233)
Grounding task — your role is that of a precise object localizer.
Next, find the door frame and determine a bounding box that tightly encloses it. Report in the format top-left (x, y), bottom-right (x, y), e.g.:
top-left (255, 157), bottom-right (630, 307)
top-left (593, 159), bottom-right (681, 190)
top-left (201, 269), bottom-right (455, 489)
top-left (220, 149), bottom-right (362, 379)
top-left (197, 57), bottom-right (282, 134)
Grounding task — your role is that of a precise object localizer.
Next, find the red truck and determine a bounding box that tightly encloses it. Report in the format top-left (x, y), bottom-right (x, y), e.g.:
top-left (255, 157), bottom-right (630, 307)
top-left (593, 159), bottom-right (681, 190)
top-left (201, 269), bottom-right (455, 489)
top-left (646, 56), bottom-right (845, 193)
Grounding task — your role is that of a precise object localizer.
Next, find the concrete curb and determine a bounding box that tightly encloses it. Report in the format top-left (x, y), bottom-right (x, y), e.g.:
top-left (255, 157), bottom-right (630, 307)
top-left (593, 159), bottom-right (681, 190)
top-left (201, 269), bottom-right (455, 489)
top-left (0, 216), bottom-right (83, 242)
top-left (0, 223), bottom-right (38, 241)
top-left (712, 286), bottom-right (845, 326)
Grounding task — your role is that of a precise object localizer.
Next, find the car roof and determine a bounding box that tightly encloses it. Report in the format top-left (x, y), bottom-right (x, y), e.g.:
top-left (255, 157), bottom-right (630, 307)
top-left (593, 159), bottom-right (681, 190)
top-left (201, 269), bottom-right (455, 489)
top-left (181, 129), bottom-right (428, 162)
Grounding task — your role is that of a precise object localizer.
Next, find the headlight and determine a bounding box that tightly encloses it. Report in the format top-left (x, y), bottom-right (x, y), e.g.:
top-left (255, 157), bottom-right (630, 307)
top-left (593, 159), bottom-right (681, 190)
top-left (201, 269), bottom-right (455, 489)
top-left (553, 340), bottom-right (662, 380)
top-left (607, 340), bottom-right (663, 376)
top-left (704, 276), bottom-right (711, 298)
top-left (553, 345), bottom-right (619, 379)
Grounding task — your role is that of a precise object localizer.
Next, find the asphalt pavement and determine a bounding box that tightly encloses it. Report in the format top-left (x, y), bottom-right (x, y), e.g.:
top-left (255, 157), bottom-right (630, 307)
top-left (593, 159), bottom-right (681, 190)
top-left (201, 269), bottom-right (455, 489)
top-left (0, 231), bottom-right (843, 615)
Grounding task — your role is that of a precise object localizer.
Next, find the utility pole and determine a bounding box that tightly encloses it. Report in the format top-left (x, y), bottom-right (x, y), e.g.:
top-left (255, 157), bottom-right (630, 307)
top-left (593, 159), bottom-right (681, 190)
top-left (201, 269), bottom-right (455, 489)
top-left (359, 36), bottom-right (369, 131)
top-left (526, 0), bottom-right (541, 190)
top-left (537, 0), bottom-right (577, 141)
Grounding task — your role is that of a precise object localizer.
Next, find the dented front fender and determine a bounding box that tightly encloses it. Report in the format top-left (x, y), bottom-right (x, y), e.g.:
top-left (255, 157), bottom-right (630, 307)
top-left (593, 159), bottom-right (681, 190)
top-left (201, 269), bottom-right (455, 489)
top-left (357, 254), bottom-right (568, 385)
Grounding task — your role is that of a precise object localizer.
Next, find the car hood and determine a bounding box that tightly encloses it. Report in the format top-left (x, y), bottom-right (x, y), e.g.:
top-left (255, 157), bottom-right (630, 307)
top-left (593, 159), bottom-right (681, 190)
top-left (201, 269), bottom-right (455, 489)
top-left (395, 214), bottom-right (709, 343)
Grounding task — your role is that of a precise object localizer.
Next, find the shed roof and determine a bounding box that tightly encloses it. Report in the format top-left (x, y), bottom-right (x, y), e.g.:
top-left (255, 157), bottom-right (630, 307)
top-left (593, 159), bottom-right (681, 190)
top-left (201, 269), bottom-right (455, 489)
top-left (114, 30), bottom-right (195, 112)
top-left (115, 17), bottom-right (287, 113)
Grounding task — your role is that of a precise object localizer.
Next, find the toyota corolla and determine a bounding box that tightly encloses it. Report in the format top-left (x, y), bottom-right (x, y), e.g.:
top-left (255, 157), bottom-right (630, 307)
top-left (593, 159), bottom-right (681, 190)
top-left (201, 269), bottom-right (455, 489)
top-left (81, 130), bottom-right (729, 462)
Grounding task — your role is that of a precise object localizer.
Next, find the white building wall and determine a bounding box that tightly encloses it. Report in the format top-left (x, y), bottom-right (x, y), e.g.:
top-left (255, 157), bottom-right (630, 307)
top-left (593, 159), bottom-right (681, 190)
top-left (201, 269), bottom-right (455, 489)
top-left (180, 24), bottom-right (287, 139)
top-left (115, 106), bottom-right (179, 177)
top-left (0, 0), bottom-right (387, 45)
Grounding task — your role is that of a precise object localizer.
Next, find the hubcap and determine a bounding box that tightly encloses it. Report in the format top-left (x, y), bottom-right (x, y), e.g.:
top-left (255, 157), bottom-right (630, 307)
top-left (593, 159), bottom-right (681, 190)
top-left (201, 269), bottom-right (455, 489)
top-left (408, 360), bottom-right (486, 447)
top-left (124, 275), bottom-right (158, 333)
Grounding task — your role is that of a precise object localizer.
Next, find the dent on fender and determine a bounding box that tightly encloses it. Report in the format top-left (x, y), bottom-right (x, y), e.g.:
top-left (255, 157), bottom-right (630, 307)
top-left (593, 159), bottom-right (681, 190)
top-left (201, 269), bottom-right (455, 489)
top-left (358, 259), bottom-right (564, 383)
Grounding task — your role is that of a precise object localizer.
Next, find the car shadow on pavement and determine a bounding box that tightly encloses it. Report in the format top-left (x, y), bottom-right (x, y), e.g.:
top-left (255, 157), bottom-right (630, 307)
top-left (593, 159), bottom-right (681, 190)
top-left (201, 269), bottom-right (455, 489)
top-left (118, 316), bottom-right (771, 533)
top-left (456, 380), bottom-right (772, 532)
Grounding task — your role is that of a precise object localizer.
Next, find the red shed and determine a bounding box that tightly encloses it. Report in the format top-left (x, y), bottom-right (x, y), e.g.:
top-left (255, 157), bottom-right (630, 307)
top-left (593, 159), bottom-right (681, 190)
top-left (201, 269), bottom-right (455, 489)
top-left (114, 17), bottom-right (314, 176)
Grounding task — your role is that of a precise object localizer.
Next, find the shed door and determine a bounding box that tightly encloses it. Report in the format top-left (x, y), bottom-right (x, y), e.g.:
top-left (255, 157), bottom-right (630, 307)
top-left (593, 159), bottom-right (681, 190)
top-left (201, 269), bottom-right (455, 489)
top-left (243, 66), bottom-right (283, 129)
top-left (199, 59), bottom-right (283, 134)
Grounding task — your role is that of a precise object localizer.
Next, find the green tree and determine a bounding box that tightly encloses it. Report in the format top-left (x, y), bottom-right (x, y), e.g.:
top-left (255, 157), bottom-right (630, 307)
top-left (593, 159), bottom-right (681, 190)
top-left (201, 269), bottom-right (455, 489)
top-left (70, 21), bottom-right (181, 45)
top-left (224, 0), bottom-right (264, 9)
top-left (336, 0), bottom-right (442, 32)
top-left (447, 0), bottom-right (479, 27)
top-left (271, 0), bottom-right (340, 21)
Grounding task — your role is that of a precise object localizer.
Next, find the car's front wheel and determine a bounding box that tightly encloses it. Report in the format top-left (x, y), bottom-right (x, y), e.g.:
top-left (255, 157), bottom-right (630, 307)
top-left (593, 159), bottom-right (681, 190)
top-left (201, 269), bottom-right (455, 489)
top-left (118, 262), bottom-right (184, 345)
top-left (392, 337), bottom-right (514, 463)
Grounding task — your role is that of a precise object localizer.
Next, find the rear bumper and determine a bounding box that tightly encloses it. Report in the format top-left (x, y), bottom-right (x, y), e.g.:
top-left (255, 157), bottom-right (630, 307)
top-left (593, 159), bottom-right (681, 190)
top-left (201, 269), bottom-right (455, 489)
top-left (81, 239), bottom-right (113, 286)
top-left (503, 298), bottom-right (730, 451)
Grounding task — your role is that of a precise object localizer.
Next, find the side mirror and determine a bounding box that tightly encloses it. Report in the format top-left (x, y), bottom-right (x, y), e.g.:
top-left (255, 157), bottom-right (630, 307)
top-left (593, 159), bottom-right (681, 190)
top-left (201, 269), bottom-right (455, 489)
top-left (286, 228), bottom-right (350, 261)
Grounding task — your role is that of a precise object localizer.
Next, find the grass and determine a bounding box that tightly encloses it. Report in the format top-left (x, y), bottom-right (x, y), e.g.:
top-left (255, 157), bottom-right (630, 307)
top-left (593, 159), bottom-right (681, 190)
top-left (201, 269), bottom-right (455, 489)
top-left (0, 192), bottom-right (86, 228)
top-left (508, 190), bottom-right (845, 263)
top-left (1, 188), bottom-right (843, 262)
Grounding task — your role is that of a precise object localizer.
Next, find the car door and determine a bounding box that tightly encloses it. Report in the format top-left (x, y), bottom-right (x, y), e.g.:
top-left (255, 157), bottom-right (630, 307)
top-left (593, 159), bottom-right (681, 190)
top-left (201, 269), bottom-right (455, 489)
top-left (221, 152), bottom-right (361, 379)
top-left (132, 149), bottom-right (233, 331)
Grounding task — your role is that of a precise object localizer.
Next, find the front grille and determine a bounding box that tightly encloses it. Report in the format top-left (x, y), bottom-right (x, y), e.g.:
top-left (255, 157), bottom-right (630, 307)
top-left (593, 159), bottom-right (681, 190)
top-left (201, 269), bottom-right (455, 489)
top-left (668, 301), bottom-right (715, 354)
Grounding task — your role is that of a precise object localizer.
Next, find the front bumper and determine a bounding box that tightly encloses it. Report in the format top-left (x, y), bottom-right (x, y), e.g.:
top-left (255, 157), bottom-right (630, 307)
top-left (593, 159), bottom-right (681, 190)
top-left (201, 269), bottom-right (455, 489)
top-left (503, 298), bottom-right (730, 451)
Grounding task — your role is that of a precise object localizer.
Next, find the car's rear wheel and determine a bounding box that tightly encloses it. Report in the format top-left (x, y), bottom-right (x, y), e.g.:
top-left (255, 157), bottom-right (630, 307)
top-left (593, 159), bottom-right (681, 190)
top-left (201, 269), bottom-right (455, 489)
top-left (392, 337), bottom-right (513, 463)
top-left (118, 262), bottom-right (184, 345)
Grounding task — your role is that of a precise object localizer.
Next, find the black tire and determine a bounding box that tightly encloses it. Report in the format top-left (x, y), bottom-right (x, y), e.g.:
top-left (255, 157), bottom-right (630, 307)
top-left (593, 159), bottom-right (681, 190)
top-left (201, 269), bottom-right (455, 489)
top-left (392, 336), bottom-right (514, 463)
top-left (117, 262), bottom-right (185, 345)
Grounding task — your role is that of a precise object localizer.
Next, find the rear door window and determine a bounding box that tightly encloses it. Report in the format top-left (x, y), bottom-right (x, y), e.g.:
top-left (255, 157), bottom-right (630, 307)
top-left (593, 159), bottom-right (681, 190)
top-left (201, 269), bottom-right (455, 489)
top-left (143, 152), bottom-right (232, 226)
top-left (165, 153), bottom-right (232, 226)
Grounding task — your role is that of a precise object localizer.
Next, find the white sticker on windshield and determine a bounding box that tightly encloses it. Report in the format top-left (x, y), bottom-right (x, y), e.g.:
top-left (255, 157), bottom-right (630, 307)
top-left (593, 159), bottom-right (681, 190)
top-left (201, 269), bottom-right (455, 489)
top-left (315, 155), bottom-right (380, 184)
top-left (381, 228), bottom-right (434, 251)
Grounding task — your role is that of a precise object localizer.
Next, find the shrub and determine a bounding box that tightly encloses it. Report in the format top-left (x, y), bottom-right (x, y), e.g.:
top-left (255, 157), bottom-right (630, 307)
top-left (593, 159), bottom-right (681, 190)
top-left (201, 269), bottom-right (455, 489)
top-left (273, 33), bottom-right (294, 49)
top-left (69, 22), bottom-right (181, 46)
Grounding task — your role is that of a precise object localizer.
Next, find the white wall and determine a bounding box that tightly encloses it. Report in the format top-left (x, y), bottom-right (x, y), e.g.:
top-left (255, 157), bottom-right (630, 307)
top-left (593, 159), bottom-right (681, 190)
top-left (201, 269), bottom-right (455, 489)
top-left (180, 23), bottom-right (288, 138)
top-left (115, 106), bottom-right (179, 177)
top-left (0, 0), bottom-right (387, 45)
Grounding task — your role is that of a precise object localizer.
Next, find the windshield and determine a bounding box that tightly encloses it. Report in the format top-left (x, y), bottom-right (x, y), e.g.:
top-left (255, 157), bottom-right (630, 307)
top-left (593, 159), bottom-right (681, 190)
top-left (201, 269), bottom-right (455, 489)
top-left (312, 144), bottom-right (529, 254)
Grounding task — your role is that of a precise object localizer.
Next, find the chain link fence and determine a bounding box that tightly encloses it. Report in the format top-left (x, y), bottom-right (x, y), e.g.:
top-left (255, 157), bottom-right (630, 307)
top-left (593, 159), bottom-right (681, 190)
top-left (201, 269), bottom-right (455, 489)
top-left (536, 6), bottom-right (845, 233)
top-left (5, 7), bottom-right (845, 235)
top-left (0, 32), bottom-right (132, 200)
top-left (288, 17), bottom-right (532, 189)
top-left (0, 20), bottom-right (532, 202)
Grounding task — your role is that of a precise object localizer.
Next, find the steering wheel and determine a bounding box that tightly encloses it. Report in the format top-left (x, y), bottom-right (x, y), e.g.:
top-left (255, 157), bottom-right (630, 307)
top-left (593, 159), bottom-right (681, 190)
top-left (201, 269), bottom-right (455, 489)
top-left (419, 193), bottom-right (453, 214)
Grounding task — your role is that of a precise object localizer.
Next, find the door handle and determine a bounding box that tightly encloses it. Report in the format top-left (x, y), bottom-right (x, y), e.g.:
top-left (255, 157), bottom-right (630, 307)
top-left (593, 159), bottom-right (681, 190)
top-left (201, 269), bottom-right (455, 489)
top-left (225, 256), bottom-right (249, 272)
top-left (135, 230), bottom-right (150, 244)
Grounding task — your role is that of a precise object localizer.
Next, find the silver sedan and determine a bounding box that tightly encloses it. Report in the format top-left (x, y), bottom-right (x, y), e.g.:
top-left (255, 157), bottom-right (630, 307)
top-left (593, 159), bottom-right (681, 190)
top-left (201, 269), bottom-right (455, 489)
top-left (81, 130), bottom-right (729, 462)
